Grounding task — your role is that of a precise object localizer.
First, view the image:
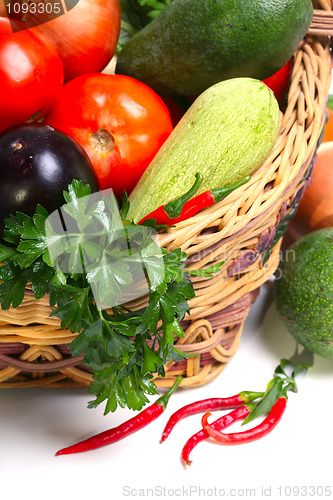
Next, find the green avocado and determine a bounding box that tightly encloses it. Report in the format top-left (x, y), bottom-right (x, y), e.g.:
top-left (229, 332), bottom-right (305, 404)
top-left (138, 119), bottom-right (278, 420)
top-left (116, 0), bottom-right (313, 96)
top-left (273, 229), bottom-right (333, 359)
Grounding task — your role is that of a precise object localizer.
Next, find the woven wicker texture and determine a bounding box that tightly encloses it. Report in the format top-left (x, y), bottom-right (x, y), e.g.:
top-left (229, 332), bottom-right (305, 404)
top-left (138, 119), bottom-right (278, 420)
top-left (0, 1), bottom-right (332, 389)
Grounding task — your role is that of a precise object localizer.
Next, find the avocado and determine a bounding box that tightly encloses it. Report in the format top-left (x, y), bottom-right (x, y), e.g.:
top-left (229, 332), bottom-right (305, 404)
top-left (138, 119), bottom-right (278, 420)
top-left (273, 228), bottom-right (333, 359)
top-left (116, 0), bottom-right (313, 96)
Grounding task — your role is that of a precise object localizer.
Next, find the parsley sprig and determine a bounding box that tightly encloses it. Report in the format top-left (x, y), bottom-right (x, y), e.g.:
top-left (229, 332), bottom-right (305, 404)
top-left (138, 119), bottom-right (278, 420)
top-left (0, 180), bottom-right (222, 414)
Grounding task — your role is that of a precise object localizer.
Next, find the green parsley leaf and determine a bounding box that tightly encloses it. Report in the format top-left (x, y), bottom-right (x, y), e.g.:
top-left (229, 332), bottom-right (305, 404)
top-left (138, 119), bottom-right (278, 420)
top-left (63, 179), bottom-right (92, 207)
top-left (0, 266), bottom-right (27, 309)
top-left (242, 377), bottom-right (284, 426)
top-left (186, 261), bottom-right (225, 278)
top-left (86, 253), bottom-right (133, 309)
top-left (0, 243), bottom-right (18, 261)
top-left (0, 179), bottom-right (199, 413)
top-left (49, 284), bottom-right (93, 333)
top-left (141, 338), bottom-right (164, 375)
top-left (120, 190), bottom-right (130, 220)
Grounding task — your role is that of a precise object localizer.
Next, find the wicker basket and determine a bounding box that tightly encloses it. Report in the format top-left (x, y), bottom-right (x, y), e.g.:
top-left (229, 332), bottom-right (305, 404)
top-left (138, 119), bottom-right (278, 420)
top-left (0, 0), bottom-right (332, 390)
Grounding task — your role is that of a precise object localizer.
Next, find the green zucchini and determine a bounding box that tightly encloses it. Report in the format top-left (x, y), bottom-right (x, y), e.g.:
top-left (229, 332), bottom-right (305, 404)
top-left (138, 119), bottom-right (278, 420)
top-left (127, 77), bottom-right (280, 223)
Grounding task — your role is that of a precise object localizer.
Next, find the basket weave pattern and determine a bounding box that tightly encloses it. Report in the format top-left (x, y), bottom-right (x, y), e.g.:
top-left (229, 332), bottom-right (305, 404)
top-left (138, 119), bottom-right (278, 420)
top-left (0, 0), bottom-right (331, 389)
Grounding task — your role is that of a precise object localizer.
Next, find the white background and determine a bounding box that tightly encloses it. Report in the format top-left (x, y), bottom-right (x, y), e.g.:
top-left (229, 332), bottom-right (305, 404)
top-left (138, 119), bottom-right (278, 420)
top-left (1, 281), bottom-right (333, 500)
top-left (1, 92), bottom-right (333, 500)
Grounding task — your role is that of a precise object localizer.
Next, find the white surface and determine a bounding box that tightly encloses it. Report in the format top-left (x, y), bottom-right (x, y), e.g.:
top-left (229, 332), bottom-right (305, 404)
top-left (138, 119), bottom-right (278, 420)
top-left (1, 281), bottom-right (333, 500)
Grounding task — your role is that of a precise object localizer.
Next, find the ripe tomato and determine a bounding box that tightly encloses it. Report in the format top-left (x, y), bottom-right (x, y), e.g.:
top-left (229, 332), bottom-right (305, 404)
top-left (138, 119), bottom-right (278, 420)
top-left (44, 74), bottom-right (173, 199)
top-left (0, 17), bottom-right (64, 133)
top-left (7, 0), bottom-right (121, 82)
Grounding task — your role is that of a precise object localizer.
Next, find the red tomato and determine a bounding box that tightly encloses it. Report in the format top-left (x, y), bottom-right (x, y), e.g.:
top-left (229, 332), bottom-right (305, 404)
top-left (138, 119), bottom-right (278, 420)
top-left (263, 59), bottom-right (293, 108)
top-left (0, 17), bottom-right (64, 132)
top-left (44, 74), bottom-right (173, 198)
top-left (4, 0), bottom-right (121, 82)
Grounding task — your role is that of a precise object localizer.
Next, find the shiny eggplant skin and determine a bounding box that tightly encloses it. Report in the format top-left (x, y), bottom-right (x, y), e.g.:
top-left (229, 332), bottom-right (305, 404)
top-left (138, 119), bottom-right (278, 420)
top-left (0, 124), bottom-right (100, 235)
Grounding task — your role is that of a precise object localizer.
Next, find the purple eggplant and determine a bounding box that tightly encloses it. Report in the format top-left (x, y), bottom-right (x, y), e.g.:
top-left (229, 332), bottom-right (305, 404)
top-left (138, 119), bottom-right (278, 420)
top-left (0, 124), bottom-right (99, 235)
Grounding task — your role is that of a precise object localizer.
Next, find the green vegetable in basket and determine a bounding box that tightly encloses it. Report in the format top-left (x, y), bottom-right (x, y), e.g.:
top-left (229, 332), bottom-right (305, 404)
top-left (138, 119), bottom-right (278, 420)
top-left (127, 77), bottom-right (280, 223)
top-left (116, 0), bottom-right (313, 96)
top-left (0, 181), bottom-right (223, 414)
top-left (274, 228), bottom-right (333, 359)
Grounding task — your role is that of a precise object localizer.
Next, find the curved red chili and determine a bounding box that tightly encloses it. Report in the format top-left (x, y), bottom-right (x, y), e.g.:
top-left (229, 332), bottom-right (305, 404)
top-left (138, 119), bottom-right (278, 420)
top-left (55, 376), bottom-right (182, 456)
top-left (139, 173), bottom-right (250, 226)
top-left (139, 172), bottom-right (203, 225)
top-left (161, 391), bottom-right (262, 442)
top-left (201, 396), bottom-right (287, 446)
top-left (167, 175), bottom-right (250, 225)
top-left (181, 404), bottom-right (252, 466)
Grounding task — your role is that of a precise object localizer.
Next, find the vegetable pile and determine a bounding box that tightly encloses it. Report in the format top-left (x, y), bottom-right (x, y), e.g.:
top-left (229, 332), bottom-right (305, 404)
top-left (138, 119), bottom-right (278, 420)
top-left (0, 0), bottom-right (323, 461)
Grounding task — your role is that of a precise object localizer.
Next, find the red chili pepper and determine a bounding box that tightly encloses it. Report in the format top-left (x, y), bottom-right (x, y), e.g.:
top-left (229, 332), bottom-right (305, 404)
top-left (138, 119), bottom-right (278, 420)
top-left (55, 376), bottom-right (182, 456)
top-left (263, 59), bottom-right (293, 108)
top-left (139, 172), bottom-right (203, 225)
top-left (201, 396), bottom-right (287, 446)
top-left (139, 173), bottom-right (250, 226)
top-left (181, 404), bottom-right (252, 466)
top-left (180, 356), bottom-right (312, 466)
top-left (161, 391), bottom-right (263, 442)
